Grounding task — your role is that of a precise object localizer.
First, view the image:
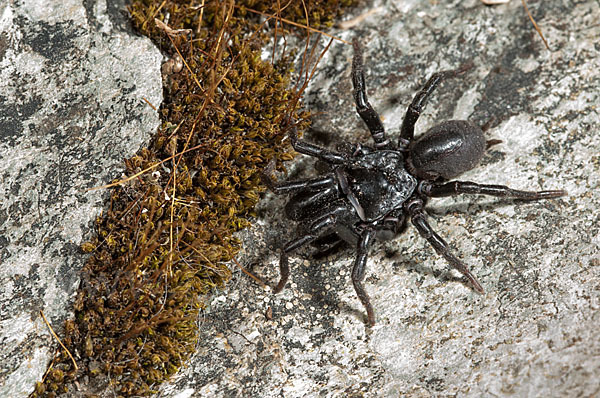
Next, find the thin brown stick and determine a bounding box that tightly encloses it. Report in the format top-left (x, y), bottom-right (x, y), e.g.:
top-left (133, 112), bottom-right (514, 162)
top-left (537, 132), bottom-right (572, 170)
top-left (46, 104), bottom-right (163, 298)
top-left (141, 97), bottom-right (157, 112)
top-left (40, 310), bottom-right (78, 371)
top-left (242, 6), bottom-right (350, 44)
top-left (196, 0), bottom-right (206, 34)
top-left (289, 37), bottom-right (335, 119)
top-left (521, 0), bottom-right (550, 50)
top-left (337, 6), bottom-right (383, 29)
top-left (270, 0), bottom-right (295, 63)
top-left (232, 256), bottom-right (268, 288)
top-left (168, 138), bottom-right (176, 278)
top-left (41, 357), bottom-right (56, 382)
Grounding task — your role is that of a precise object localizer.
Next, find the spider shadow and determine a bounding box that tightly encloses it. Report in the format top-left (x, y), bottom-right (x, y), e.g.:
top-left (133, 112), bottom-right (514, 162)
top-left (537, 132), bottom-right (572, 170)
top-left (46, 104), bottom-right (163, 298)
top-left (389, 252), bottom-right (477, 292)
top-left (302, 247), bottom-right (371, 325)
top-left (296, 240), bottom-right (477, 325)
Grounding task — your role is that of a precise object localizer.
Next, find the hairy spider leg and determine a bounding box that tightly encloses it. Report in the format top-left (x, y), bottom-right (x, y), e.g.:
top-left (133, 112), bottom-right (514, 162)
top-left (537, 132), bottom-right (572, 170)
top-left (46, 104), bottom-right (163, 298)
top-left (351, 39), bottom-right (389, 149)
top-left (399, 66), bottom-right (471, 149)
top-left (421, 180), bottom-right (566, 200)
top-left (407, 199), bottom-right (485, 293)
top-left (274, 204), bottom-right (347, 293)
top-left (352, 229), bottom-right (377, 326)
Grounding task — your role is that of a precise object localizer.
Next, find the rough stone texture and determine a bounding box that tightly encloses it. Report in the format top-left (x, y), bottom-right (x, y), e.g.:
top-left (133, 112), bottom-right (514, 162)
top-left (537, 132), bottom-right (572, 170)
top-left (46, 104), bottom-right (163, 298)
top-left (0, 0), bottom-right (162, 396)
top-left (159, 0), bottom-right (599, 397)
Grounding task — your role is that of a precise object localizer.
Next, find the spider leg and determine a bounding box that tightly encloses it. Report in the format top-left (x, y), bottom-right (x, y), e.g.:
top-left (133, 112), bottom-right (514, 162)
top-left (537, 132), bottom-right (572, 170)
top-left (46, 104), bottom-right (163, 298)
top-left (421, 181), bottom-right (566, 200)
top-left (285, 185), bottom-right (341, 221)
top-left (274, 205), bottom-right (345, 293)
top-left (352, 228), bottom-right (377, 326)
top-left (399, 65), bottom-right (471, 148)
top-left (406, 199), bottom-right (484, 293)
top-left (352, 39), bottom-right (389, 149)
top-left (262, 170), bottom-right (336, 195)
top-left (287, 125), bottom-right (348, 164)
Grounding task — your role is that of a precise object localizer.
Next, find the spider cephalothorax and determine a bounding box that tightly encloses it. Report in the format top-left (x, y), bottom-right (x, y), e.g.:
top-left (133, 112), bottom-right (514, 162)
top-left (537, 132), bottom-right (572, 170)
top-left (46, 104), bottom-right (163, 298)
top-left (262, 39), bottom-right (565, 326)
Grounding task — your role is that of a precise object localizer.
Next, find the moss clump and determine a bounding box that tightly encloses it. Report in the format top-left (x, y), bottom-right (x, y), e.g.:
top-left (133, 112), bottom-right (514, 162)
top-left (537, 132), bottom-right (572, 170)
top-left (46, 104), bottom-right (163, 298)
top-left (32, 0), bottom-right (357, 396)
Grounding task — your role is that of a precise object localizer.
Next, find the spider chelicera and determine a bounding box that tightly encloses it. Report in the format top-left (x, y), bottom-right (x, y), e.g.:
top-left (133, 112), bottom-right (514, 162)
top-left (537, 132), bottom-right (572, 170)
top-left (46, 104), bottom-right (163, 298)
top-left (262, 39), bottom-right (565, 326)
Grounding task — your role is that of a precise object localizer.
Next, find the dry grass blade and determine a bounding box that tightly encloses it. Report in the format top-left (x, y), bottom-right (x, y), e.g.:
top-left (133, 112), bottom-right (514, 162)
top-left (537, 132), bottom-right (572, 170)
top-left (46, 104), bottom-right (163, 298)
top-left (521, 0), bottom-right (550, 50)
top-left (232, 256), bottom-right (268, 288)
top-left (337, 6), bottom-right (383, 29)
top-left (288, 36), bottom-right (335, 121)
top-left (40, 310), bottom-right (78, 371)
top-left (241, 5), bottom-right (350, 44)
top-left (155, 17), bottom-right (192, 37)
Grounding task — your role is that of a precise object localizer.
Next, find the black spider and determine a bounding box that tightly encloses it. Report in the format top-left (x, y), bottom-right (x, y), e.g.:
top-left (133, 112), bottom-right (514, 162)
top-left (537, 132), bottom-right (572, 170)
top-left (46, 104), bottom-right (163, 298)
top-left (262, 39), bottom-right (565, 326)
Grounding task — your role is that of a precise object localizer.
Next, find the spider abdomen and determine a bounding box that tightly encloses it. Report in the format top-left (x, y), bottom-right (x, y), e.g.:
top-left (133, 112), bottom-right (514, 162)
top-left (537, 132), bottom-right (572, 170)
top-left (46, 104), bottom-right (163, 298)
top-left (408, 120), bottom-right (486, 180)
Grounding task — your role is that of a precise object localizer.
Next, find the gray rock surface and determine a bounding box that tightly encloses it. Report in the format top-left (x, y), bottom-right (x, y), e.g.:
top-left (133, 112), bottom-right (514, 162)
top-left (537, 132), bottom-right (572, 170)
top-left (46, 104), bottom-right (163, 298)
top-left (0, 0), bottom-right (162, 396)
top-left (158, 0), bottom-right (600, 397)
